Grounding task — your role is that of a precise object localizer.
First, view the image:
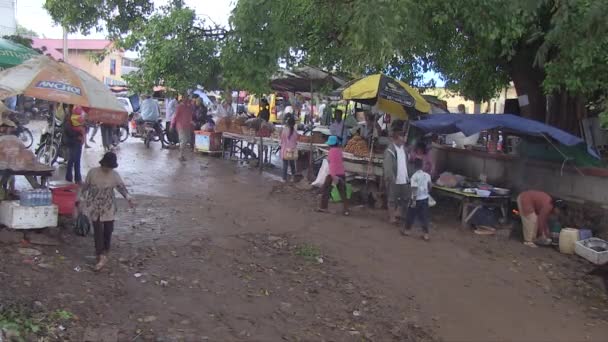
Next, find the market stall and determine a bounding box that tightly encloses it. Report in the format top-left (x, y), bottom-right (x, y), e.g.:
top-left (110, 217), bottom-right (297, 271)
top-left (316, 74), bottom-right (431, 203)
top-left (409, 114), bottom-right (601, 230)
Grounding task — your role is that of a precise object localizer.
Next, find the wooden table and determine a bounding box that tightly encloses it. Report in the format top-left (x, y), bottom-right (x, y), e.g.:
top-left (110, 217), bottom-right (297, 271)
top-left (432, 185), bottom-right (512, 228)
top-left (0, 167), bottom-right (55, 200)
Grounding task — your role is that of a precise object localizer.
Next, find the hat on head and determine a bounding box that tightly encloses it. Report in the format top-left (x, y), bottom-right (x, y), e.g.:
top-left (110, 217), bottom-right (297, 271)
top-left (99, 152), bottom-right (118, 169)
top-left (326, 135), bottom-right (339, 146)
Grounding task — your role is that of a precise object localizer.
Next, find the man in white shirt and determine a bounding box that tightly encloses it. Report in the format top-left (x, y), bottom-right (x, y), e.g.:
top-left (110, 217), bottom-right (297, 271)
top-left (383, 128), bottom-right (410, 224)
top-left (165, 95), bottom-right (178, 145)
top-left (402, 158), bottom-right (433, 240)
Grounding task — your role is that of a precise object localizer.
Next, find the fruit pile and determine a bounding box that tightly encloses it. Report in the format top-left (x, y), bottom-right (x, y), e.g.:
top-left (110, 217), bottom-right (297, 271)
top-left (344, 136), bottom-right (369, 157)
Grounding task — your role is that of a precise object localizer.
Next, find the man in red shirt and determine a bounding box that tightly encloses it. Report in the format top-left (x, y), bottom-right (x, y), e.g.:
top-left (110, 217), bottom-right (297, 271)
top-left (517, 190), bottom-right (565, 247)
top-left (171, 97), bottom-right (195, 162)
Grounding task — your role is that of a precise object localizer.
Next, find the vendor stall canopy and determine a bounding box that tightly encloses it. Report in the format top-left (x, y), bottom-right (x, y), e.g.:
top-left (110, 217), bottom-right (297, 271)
top-left (0, 38), bottom-right (39, 70)
top-left (411, 114), bottom-right (599, 158)
top-left (338, 74), bottom-right (431, 118)
top-left (270, 65), bottom-right (347, 93)
top-left (0, 56), bottom-right (127, 125)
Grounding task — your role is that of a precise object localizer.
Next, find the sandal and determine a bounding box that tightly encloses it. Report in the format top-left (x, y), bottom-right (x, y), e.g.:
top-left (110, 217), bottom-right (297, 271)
top-left (343, 210), bottom-right (350, 217)
top-left (523, 241), bottom-right (538, 248)
top-left (315, 208), bottom-right (329, 213)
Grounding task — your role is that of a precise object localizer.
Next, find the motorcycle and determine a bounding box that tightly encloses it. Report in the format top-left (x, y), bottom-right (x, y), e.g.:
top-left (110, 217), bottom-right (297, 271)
top-left (131, 113), bottom-right (164, 148)
top-left (5, 111), bottom-right (34, 149)
top-left (14, 123), bottom-right (34, 149)
top-left (35, 113), bottom-right (68, 165)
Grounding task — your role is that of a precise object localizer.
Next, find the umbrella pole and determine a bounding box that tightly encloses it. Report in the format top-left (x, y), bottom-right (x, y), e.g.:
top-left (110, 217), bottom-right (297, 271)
top-left (307, 81), bottom-right (314, 181)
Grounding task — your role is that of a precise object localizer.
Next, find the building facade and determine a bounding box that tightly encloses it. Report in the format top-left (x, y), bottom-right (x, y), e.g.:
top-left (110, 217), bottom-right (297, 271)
top-left (31, 38), bottom-right (136, 86)
top-left (0, 0), bottom-right (16, 37)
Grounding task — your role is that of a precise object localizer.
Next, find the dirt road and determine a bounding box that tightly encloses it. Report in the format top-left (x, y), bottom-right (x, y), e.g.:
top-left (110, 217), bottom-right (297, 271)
top-left (1, 137), bottom-right (607, 341)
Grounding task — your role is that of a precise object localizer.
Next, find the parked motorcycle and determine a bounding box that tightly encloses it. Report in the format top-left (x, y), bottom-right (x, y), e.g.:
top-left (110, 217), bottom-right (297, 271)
top-left (35, 113), bottom-right (68, 165)
top-left (5, 111), bottom-right (34, 149)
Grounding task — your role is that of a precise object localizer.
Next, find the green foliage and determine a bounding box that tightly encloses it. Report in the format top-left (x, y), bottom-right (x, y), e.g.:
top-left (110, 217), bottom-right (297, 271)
top-left (295, 244), bottom-right (321, 261)
top-left (227, 0), bottom-right (608, 106)
top-left (2, 35), bottom-right (34, 49)
top-left (43, 0), bottom-right (154, 37)
top-left (15, 24), bottom-right (39, 38)
top-left (0, 304), bottom-right (73, 341)
top-left (121, 3), bottom-right (221, 94)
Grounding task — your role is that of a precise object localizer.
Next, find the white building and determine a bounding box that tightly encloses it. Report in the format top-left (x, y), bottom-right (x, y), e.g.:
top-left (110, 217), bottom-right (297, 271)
top-left (0, 0), bottom-right (16, 36)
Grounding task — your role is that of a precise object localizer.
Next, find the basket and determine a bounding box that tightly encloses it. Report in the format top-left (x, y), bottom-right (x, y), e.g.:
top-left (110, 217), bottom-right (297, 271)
top-left (241, 126), bottom-right (256, 136)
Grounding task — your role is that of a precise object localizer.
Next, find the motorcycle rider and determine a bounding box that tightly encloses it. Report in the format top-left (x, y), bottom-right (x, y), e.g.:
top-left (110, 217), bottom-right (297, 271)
top-left (138, 94), bottom-right (166, 148)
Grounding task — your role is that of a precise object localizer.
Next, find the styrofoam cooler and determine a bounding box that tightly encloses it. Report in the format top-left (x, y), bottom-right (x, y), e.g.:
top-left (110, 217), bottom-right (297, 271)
top-left (0, 201), bottom-right (58, 229)
top-left (575, 238), bottom-right (608, 265)
top-left (194, 131), bottom-right (222, 152)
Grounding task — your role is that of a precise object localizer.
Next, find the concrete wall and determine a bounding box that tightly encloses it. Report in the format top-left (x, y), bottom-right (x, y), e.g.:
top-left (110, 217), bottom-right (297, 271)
top-left (432, 145), bottom-right (608, 206)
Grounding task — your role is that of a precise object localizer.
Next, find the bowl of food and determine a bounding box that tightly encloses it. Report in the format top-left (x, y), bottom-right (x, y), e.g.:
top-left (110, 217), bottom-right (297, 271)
top-left (493, 187), bottom-right (510, 196)
top-left (475, 189), bottom-right (491, 198)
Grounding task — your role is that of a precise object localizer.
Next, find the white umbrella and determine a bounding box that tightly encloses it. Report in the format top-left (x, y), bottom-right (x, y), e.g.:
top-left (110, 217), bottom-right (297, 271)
top-left (0, 56), bottom-right (127, 124)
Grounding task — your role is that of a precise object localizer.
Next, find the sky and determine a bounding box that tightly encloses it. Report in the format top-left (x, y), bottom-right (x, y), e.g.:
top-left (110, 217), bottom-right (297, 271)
top-left (15, 0), bottom-right (235, 39)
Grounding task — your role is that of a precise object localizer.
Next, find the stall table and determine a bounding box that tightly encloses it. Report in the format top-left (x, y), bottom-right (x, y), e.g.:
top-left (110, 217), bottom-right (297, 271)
top-left (1, 167), bottom-right (54, 200)
top-left (432, 185), bottom-right (511, 228)
top-left (222, 131), bottom-right (325, 161)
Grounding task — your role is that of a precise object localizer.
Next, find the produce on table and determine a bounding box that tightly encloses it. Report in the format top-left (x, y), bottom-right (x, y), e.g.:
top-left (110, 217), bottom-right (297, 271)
top-left (344, 135), bottom-right (370, 157)
top-left (258, 122), bottom-right (275, 137)
top-left (215, 117), bottom-right (232, 132)
top-left (0, 135), bottom-right (38, 170)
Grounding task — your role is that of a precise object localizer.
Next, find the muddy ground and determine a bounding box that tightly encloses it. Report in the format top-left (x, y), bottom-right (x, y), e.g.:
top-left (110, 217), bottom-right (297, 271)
top-left (1, 132), bottom-right (608, 341)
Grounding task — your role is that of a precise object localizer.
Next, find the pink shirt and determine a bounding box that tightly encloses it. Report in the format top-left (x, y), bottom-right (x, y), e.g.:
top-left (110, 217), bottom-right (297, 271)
top-left (171, 102), bottom-right (194, 131)
top-left (328, 147), bottom-right (345, 177)
top-left (280, 127), bottom-right (299, 159)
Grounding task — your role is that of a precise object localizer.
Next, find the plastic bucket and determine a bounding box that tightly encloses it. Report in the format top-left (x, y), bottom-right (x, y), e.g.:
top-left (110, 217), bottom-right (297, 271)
top-left (51, 184), bottom-right (79, 215)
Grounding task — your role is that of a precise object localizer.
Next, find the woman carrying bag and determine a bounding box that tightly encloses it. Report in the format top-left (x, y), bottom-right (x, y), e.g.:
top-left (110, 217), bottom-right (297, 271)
top-left (280, 116), bottom-right (299, 181)
top-left (80, 152), bottom-right (134, 271)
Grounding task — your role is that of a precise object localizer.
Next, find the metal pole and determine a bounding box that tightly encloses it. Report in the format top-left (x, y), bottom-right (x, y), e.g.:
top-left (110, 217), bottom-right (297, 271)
top-left (62, 27), bottom-right (68, 62)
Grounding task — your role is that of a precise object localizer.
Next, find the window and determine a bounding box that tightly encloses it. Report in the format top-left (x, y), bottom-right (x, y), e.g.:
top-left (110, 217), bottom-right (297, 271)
top-left (110, 59), bottom-right (116, 75)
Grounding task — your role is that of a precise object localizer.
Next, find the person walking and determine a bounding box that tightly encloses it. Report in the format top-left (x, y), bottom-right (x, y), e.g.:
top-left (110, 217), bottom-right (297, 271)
top-left (64, 105), bottom-right (85, 183)
top-left (100, 124), bottom-right (114, 152)
top-left (80, 152), bottom-right (134, 271)
top-left (259, 98), bottom-right (270, 122)
top-left (171, 97), bottom-right (195, 162)
top-left (280, 116), bottom-right (299, 181)
top-left (401, 159), bottom-right (433, 240)
top-left (317, 135), bottom-right (350, 216)
top-left (165, 94), bottom-right (178, 145)
top-left (383, 128), bottom-right (410, 224)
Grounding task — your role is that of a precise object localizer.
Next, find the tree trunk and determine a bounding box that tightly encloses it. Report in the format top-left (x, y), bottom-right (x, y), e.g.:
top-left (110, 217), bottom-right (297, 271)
top-left (506, 43), bottom-right (586, 135)
top-left (507, 48), bottom-right (546, 123)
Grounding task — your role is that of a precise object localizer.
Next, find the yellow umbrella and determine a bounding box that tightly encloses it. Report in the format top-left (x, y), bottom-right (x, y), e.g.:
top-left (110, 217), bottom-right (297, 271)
top-left (341, 74), bottom-right (430, 118)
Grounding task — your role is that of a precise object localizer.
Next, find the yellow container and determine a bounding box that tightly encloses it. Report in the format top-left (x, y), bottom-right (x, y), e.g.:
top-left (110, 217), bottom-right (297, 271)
top-left (559, 228), bottom-right (579, 254)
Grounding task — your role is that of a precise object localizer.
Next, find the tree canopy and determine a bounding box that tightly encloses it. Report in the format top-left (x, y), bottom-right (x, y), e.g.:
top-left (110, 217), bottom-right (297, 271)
top-left (120, 2), bottom-right (221, 94)
top-left (43, 0), bottom-right (608, 130)
top-left (225, 0), bottom-right (608, 130)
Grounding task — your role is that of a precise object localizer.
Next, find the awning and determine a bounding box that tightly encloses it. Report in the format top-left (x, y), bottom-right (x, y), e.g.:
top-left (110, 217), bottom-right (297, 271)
top-left (270, 65), bottom-right (346, 93)
top-left (410, 114), bottom-right (598, 158)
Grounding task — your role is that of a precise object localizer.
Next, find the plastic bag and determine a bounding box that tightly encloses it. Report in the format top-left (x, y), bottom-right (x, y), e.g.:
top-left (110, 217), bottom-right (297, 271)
top-left (74, 212), bottom-right (91, 236)
top-left (311, 159), bottom-right (329, 187)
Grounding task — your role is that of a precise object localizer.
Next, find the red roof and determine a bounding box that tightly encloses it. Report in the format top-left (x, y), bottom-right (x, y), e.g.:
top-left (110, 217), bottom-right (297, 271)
top-left (31, 39), bottom-right (113, 60)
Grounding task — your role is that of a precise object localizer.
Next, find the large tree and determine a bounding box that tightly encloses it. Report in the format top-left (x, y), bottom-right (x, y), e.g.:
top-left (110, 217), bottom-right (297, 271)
top-left (120, 2), bottom-right (221, 94)
top-left (44, 0), bottom-right (224, 93)
top-left (224, 0), bottom-right (608, 132)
